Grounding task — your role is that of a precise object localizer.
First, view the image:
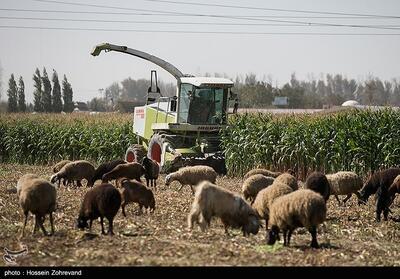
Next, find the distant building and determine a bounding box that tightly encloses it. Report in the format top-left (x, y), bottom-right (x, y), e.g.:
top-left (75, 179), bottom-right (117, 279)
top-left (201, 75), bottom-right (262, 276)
top-left (73, 101), bottom-right (89, 112)
top-left (272, 96), bottom-right (288, 107)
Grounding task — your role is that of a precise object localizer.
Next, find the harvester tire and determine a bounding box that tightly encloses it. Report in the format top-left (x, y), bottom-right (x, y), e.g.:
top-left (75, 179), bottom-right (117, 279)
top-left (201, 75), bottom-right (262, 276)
top-left (125, 144), bottom-right (147, 163)
top-left (147, 134), bottom-right (169, 164)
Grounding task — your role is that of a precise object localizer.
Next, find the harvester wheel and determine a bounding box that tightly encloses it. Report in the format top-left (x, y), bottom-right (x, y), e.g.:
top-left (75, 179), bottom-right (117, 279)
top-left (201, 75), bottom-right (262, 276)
top-left (147, 134), bottom-right (168, 164)
top-left (125, 144), bottom-right (147, 163)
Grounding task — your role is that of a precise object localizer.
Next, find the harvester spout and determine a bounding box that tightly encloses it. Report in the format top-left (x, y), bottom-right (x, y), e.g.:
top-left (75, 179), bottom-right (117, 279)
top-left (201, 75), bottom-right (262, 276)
top-left (91, 43), bottom-right (186, 81)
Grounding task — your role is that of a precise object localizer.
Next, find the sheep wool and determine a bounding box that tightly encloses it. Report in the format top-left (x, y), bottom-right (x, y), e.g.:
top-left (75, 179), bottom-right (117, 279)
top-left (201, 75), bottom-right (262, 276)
top-left (274, 173), bottom-right (298, 191)
top-left (326, 171), bottom-right (362, 204)
top-left (165, 165), bottom-right (217, 193)
top-left (244, 168), bottom-right (282, 179)
top-left (241, 174), bottom-right (275, 202)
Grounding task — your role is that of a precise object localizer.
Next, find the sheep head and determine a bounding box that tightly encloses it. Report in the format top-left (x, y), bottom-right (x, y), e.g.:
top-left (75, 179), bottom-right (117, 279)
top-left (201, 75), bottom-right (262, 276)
top-left (165, 174), bottom-right (172, 186)
top-left (242, 214), bottom-right (260, 236)
top-left (50, 174), bottom-right (59, 184)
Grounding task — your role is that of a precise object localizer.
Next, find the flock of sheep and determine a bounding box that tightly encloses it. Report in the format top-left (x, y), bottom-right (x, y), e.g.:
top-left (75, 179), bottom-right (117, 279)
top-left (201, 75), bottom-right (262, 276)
top-left (14, 156), bottom-right (400, 250)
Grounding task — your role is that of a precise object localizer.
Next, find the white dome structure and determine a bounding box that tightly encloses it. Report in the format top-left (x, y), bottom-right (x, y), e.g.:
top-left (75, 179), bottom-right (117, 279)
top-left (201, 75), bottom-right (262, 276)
top-left (342, 100), bottom-right (360, 107)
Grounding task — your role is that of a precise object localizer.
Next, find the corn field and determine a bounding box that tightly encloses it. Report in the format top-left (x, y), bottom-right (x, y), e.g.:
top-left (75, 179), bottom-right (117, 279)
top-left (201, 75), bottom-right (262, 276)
top-left (0, 113), bottom-right (137, 164)
top-left (221, 108), bottom-right (400, 179)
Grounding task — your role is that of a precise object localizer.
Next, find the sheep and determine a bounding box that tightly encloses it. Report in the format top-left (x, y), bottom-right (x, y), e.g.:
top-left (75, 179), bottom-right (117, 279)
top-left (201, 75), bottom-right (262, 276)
top-left (141, 157), bottom-right (160, 190)
top-left (241, 174), bottom-right (275, 203)
top-left (165, 165), bottom-right (217, 194)
top-left (274, 173), bottom-right (298, 191)
top-left (17, 174), bottom-right (57, 236)
top-left (101, 162), bottom-right (145, 183)
top-left (188, 181), bottom-right (260, 236)
top-left (326, 171), bottom-right (363, 205)
top-left (305, 172), bottom-right (330, 202)
top-left (52, 159), bottom-right (74, 187)
top-left (252, 182), bottom-right (293, 230)
top-left (90, 159), bottom-right (127, 186)
top-left (166, 154), bottom-right (227, 175)
top-left (76, 183), bottom-right (121, 235)
top-left (388, 174), bottom-right (400, 198)
top-left (244, 168), bottom-right (282, 179)
top-left (356, 168), bottom-right (400, 222)
top-left (119, 178), bottom-right (156, 216)
top-left (267, 189), bottom-right (327, 248)
top-left (51, 160), bottom-right (96, 188)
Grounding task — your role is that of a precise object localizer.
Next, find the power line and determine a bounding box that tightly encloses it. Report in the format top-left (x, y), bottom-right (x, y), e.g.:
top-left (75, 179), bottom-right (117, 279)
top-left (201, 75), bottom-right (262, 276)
top-left (1, 25), bottom-right (399, 35)
top-left (2, 16), bottom-right (400, 30)
top-left (1, 8), bottom-right (398, 19)
top-left (26, 0), bottom-right (400, 30)
top-left (143, 0), bottom-right (400, 19)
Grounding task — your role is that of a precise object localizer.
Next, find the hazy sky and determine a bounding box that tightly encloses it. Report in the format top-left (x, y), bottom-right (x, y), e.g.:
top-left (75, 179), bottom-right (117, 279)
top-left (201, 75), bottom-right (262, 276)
top-left (1, 0), bottom-right (400, 103)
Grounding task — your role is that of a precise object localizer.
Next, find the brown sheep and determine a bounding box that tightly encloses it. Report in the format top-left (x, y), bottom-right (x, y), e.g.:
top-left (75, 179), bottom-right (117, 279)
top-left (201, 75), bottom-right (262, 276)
top-left (119, 179), bottom-right (156, 216)
top-left (305, 172), bottom-right (330, 202)
top-left (76, 183), bottom-right (121, 235)
top-left (102, 162), bottom-right (145, 183)
top-left (18, 174), bottom-right (57, 236)
top-left (90, 159), bottom-right (127, 186)
top-left (51, 160), bottom-right (95, 187)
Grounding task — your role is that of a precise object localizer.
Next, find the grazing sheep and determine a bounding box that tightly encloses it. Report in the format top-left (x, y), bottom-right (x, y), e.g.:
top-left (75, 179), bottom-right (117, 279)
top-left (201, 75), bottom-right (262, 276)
top-left (165, 165), bottom-right (217, 194)
top-left (51, 160), bottom-right (96, 188)
top-left (274, 173), bottom-right (298, 191)
top-left (188, 181), bottom-right (260, 236)
top-left (166, 154), bottom-right (227, 175)
top-left (90, 159), bottom-right (127, 186)
top-left (242, 174), bottom-right (275, 203)
top-left (252, 182), bottom-right (293, 230)
top-left (52, 160), bottom-right (74, 187)
top-left (305, 172), bottom-right (330, 202)
top-left (267, 189), bottom-right (327, 248)
top-left (119, 179), bottom-right (156, 216)
top-left (356, 168), bottom-right (400, 222)
top-left (326, 171), bottom-right (363, 205)
top-left (244, 168), bottom-right (282, 179)
top-left (141, 157), bottom-right (160, 190)
top-left (18, 174), bottom-right (57, 236)
top-left (101, 162), bottom-right (145, 183)
top-left (76, 183), bottom-right (121, 235)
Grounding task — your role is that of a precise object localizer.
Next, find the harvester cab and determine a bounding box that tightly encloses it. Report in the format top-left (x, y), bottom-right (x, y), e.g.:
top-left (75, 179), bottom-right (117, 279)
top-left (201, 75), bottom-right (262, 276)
top-left (91, 43), bottom-right (234, 174)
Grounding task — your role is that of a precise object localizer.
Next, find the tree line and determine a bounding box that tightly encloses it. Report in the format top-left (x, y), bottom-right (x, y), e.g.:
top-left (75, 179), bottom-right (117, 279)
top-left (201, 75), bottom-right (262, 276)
top-left (94, 72), bottom-right (400, 110)
top-left (6, 68), bottom-right (74, 113)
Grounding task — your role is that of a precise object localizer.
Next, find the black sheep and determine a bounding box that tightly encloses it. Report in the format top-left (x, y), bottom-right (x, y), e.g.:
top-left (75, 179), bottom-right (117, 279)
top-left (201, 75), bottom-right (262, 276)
top-left (305, 171), bottom-right (330, 202)
top-left (76, 183), bottom-right (121, 235)
top-left (357, 168), bottom-right (400, 221)
top-left (141, 157), bottom-right (160, 190)
top-left (90, 159), bottom-right (127, 186)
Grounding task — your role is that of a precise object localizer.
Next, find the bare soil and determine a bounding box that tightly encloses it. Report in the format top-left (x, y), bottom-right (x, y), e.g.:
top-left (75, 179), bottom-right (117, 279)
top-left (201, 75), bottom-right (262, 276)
top-left (1, 164), bottom-right (399, 266)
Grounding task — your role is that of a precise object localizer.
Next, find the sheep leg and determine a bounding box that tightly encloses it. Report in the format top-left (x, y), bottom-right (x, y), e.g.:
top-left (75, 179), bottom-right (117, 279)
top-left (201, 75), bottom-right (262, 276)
top-left (107, 217), bottom-right (114, 235)
top-left (190, 185), bottom-right (195, 195)
top-left (283, 230), bottom-right (288, 246)
top-left (334, 195), bottom-right (341, 205)
top-left (137, 205), bottom-right (143, 215)
top-left (22, 212), bottom-right (29, 237)
top-left (342, 194), bottom-right (352, 204)
top-left (309, 226), bottom-right (319, 248)
top-left (178, 184), bottom-right (184, 191)
top-left (77, 180), bottom-right (82, 187)
top-left (36, 215), bottom-right (48, 236)
top-left (121, 203), bottom-right (127, 217)
top-left (146, 178), bottom-right (149, 188)
top-left (100, 217), bottom-right (106, 235)
top-left (49, 212), bottom-right (54, 236)
top-left (383, 207), bottom-right (389, 221)
top-left (89, 219), bottom-right (93, 231)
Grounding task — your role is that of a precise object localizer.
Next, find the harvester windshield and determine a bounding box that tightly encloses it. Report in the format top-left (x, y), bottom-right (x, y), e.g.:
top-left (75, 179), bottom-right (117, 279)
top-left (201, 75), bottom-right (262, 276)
top-left (178, 84), bottom-right (229, 125)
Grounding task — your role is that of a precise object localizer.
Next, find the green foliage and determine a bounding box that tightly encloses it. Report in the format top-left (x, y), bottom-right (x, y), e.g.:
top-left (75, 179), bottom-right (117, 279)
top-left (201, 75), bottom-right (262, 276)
top-left (7, 74), bottom-right (18, 113)
top-left (17, 76), bottom-right (26, 112)
top-left (221, 109), bottom-right (400, 178)
top-left (41, 68), bottom-right (52, 112)
top-left (62, 75), bottom-right (74, 113)
top-left (33, 68), bottom-right (43, 112)
top-left (51, 70), bottom-right (63, 113)
top-left (0, 113), bottom-right (137, 164)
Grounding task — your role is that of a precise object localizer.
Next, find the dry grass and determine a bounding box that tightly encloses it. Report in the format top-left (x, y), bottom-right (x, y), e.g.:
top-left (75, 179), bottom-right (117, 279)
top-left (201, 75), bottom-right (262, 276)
top-left (1, 164), bottom-right (400, 266)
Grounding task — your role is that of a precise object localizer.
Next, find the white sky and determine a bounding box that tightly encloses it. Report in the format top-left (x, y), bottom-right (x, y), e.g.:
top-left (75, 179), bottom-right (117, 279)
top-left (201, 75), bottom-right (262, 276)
top-left (0, 0), bottom-right (400, 102)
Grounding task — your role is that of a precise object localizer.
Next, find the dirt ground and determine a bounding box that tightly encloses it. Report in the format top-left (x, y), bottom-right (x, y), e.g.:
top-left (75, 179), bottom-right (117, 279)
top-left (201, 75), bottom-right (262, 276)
top-left (0, 164), bottom-right (400, 266)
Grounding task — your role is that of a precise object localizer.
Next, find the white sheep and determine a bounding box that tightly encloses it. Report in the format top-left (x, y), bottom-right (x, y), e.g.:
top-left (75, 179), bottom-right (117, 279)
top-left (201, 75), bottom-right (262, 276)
top-left (326, 171), bottom-right (363, 205)
top-left (274, 173), bottom-right (298, 191)
top-left (244, 168), bottom-right (282, 179)
top-left (252, 182), bottom-right (293, 229)
top-left (242, 174), bottom-right (275, 203)
top-left (188, 181), bottom-right (260, 236)
top-left (18, 174), bottom-right (57, 236)
top-left (267, 189), bottom-right (327, 248)
top-left (165, 165), bottom-right (217, 194)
